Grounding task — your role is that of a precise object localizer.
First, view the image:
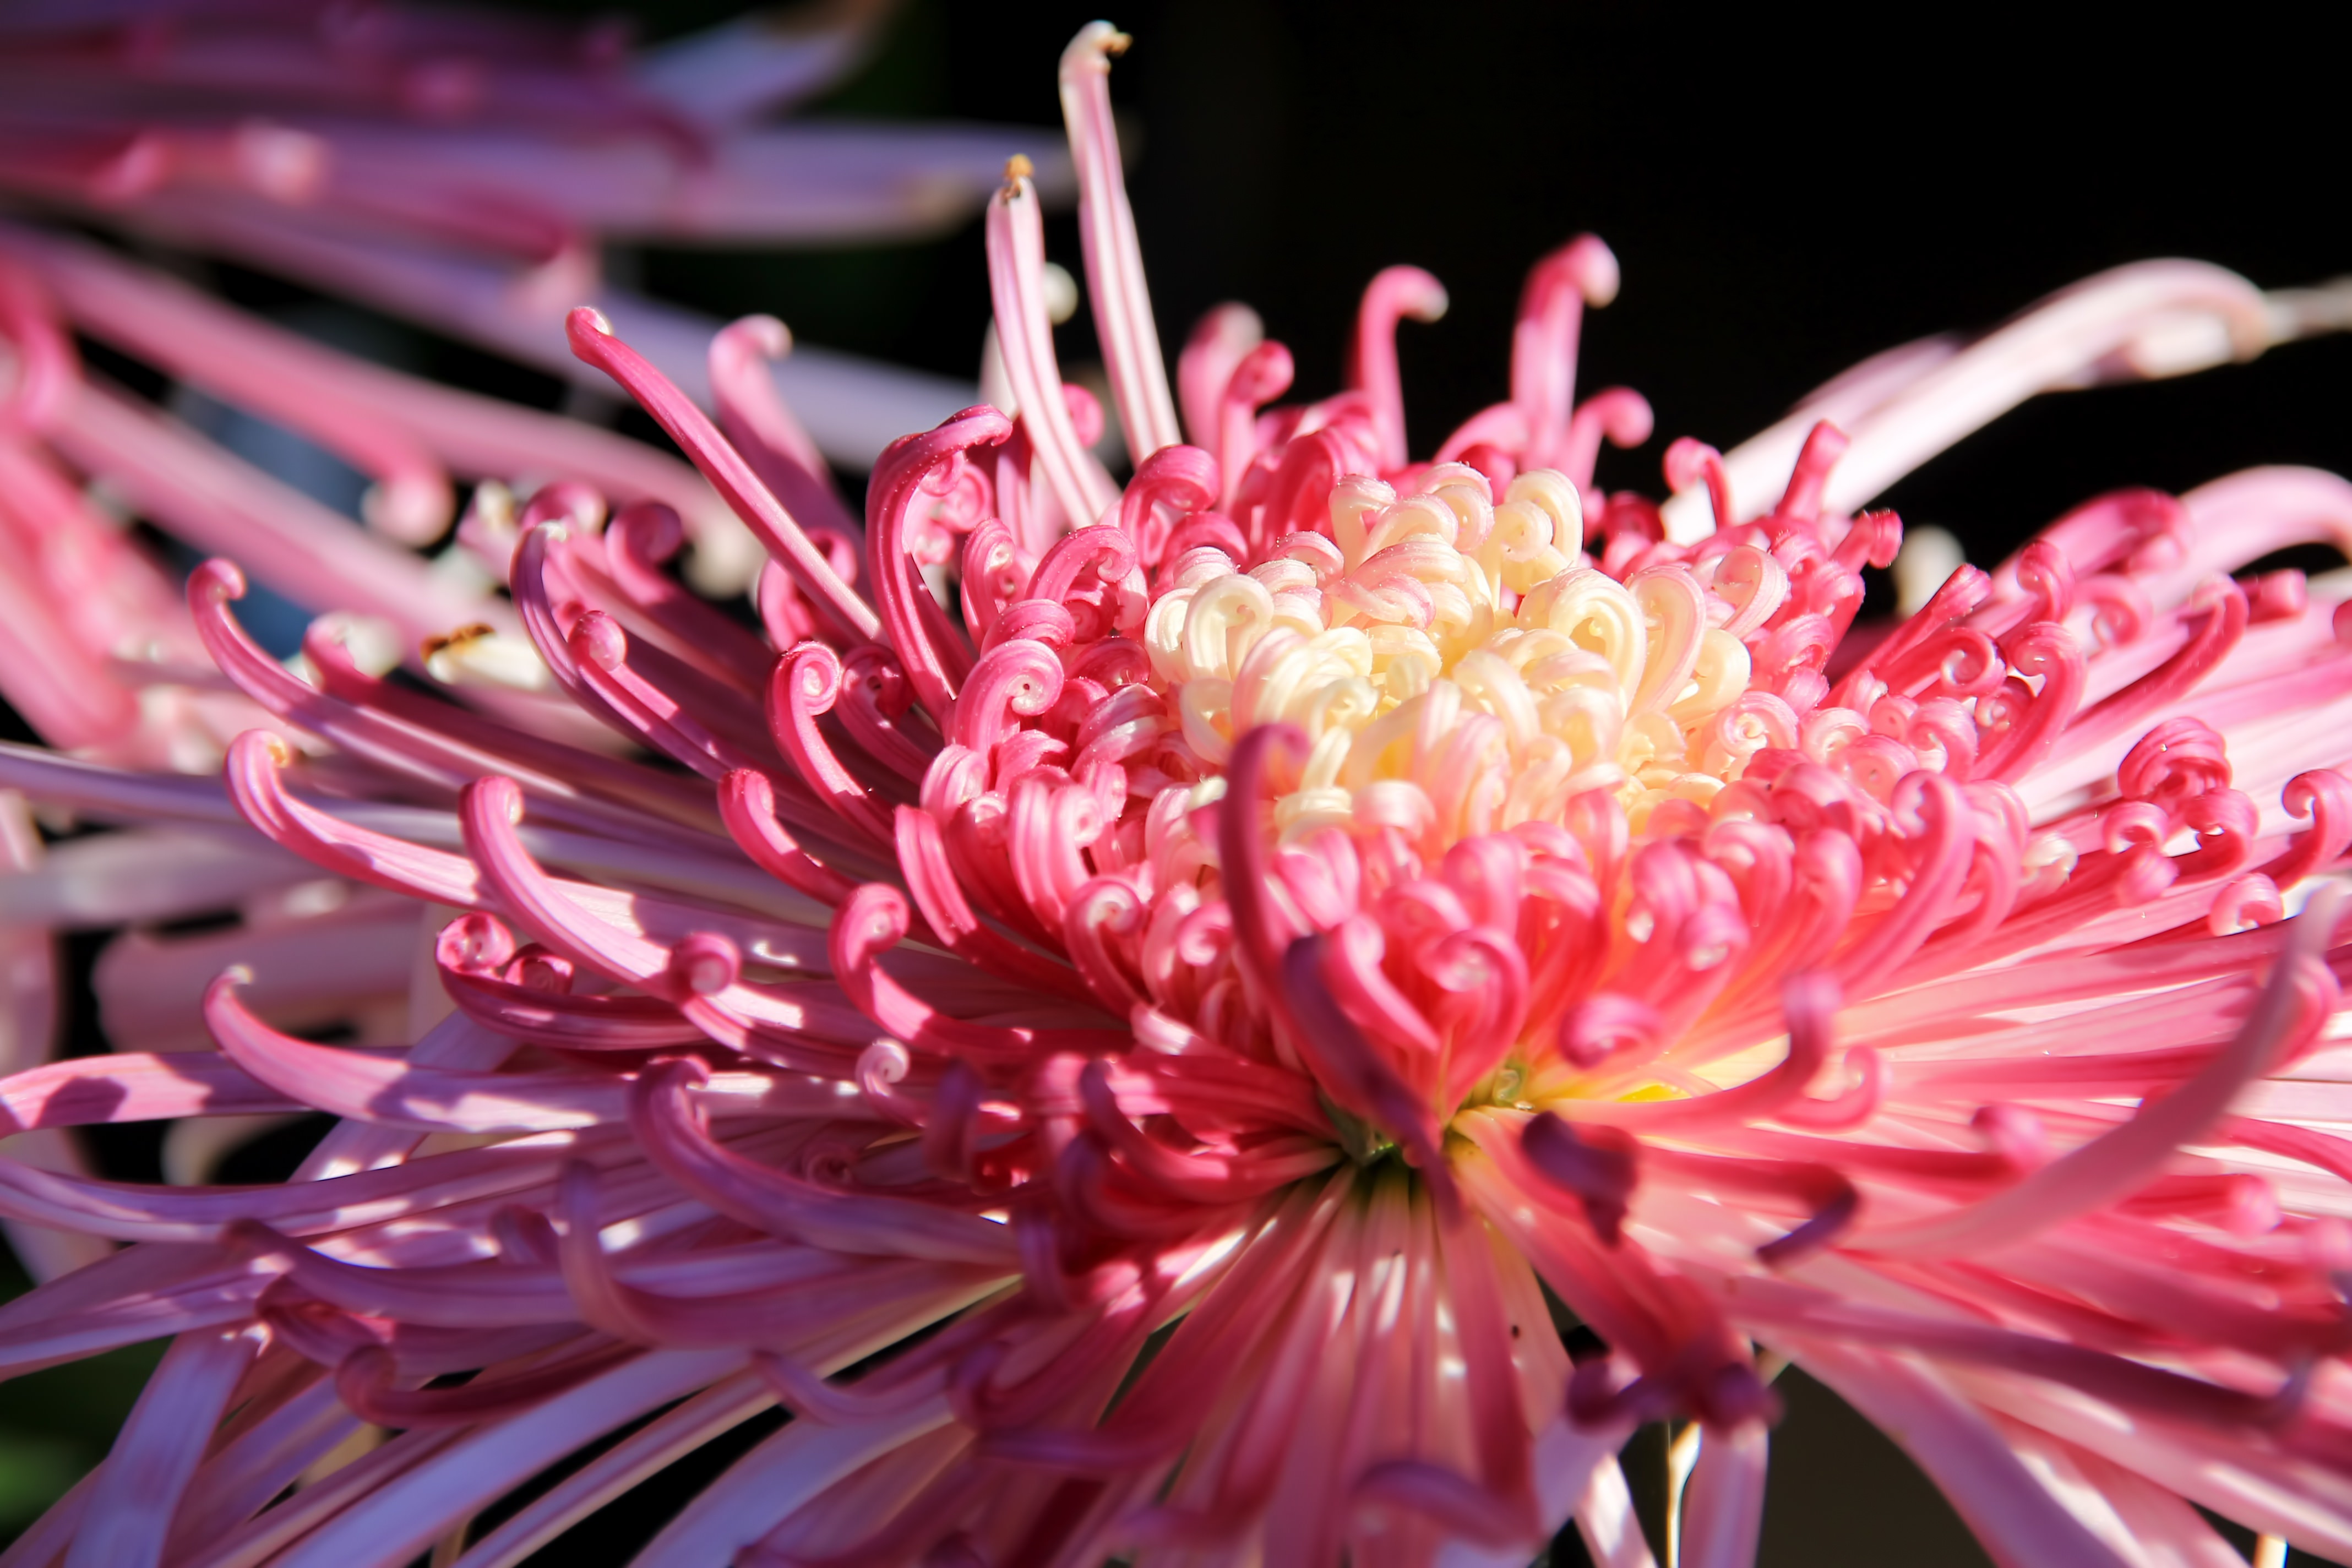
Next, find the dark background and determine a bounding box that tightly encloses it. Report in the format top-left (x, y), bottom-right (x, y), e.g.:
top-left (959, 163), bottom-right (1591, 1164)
top-left (641, 0), bottom-right (2352, 578)
top-left (8, 2), bottom-right (2350, 1562)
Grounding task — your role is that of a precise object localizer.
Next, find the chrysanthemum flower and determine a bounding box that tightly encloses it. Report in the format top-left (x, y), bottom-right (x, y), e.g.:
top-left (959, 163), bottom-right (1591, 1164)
top-left (8, 20), bottom-right (2352, 1568)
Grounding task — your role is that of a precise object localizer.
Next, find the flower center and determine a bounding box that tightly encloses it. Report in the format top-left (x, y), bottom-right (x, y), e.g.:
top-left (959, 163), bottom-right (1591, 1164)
top-left (1144, 462), bottom-right (1766, 848)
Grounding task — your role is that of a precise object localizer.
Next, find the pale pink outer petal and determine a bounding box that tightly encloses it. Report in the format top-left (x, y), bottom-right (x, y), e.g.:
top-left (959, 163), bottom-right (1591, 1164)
top-left (1939, 1364), bottom-right (2352, 1561)
top-left (1997, 1423), bottom-right (2255, 1568)
top-left (1662, 260), bottom-right (2273, 541)
top-left (1571, 1455), bottom-right (1663, 1568)
top-left (1852, 884), bottom-right (2343, 1256)
top-left (0, 223), bottom-right (746, 555)
top-left (53, 382), bottom-right (507, 654)
top-left (0, 790), bottom-right (112, 1281)
top-left (984, 171), bottom-right (1120, 529)
top-left (1785, 1338), bottom-right (2131, 1568)
top-left (1058, 23), bottom-right (1183, 464)
top-left (61, 1321), bottom-right (266, 1568)
top-left (261, 1349), bottom-right (746, 1568)
top-left (1430, 1415), bottom-right (1628, 1568)
top-left (449, 1367), bottom-right (776, 1568)
top-left (627, 1397), bottom-right (957, 1566)
top-left (1678, 1422), bottom-right (1768, 1568)
top-left (2157, 467), bottom-right (2352, 610)
top-left (167, 1373), bottom-right (357, 1555)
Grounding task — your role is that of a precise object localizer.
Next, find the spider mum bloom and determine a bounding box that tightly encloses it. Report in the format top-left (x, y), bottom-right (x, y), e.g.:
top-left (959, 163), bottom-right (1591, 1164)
top-left (7, 23), bottom-right (2352, 1568)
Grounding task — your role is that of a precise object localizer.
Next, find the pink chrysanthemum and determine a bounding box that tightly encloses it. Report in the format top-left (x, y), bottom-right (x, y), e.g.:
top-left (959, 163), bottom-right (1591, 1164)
top-left (5, 21), bottom-right (2352, 1568)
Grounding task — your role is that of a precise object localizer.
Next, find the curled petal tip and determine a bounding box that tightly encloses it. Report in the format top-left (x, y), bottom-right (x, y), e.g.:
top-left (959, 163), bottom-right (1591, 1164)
top-left (1228, 340), bottom-right (1294, 406)
top-left (228, 727), bottom-right (294, 770)
top-left (359, 479), bottom-right (453, 545)
top-left (840, 883), bottom-right (913, 948)
top-left (1567, 233), bottom-right (1621, 306)
top-left (1663, 435), bottom-right (1720, 491)
top-left (781, 641), bottom-right (845, 712)
top-left (1064, 20), bottom-right (1132, 68)
top-left (721, 766), bottom-right (771, 807)
top-left (464, 774), bottom-right (527, 827)
top-left (642, 1054), bottom-right (714, 1093)
top-left (720, 312), bottom-right (792, 360)
top-left (1373, 263), bottom-right (1439, 324)
top-left (191, 557), bottom-right (248, 602)
top-left (670, 932), bottom-right (740, 996)
top-left (1580, 386), bottom-right (1653, 450)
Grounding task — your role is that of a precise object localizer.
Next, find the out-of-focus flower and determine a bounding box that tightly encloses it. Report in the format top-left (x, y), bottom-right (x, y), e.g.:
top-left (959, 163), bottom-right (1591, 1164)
top-left (0, 0), bottom-right (1068, 769)
top-left (0, 0), bottom-right (1074, 468)
top-left (0, 217), bottom-right (780, 761)
top-left (8, 19), bottom-right (2352, 1568)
